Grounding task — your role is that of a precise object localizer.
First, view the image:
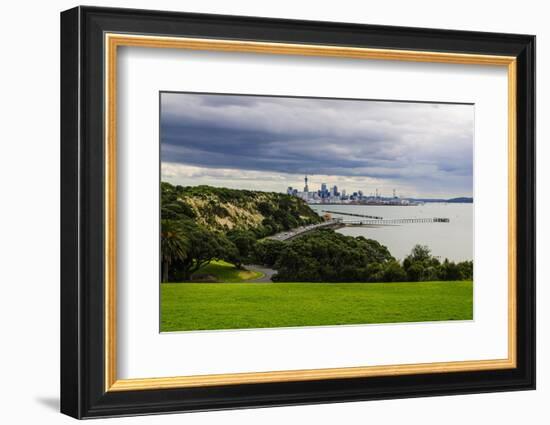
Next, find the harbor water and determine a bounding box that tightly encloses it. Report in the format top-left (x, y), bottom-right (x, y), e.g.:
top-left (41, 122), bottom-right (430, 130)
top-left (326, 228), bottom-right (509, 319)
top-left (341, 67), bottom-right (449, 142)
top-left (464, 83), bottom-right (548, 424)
top-left (309, 203), bottom-right (473, 262)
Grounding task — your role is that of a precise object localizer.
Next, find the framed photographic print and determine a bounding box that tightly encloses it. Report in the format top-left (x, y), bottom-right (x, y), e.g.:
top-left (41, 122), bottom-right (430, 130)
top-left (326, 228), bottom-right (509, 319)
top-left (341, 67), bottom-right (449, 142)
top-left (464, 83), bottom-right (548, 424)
top-left (60, 6), bottom-right (535, 419)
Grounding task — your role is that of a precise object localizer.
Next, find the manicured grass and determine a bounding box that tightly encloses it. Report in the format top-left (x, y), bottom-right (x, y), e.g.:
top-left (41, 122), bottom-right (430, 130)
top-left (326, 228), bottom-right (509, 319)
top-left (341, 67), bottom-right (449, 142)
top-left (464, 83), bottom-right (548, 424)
top-left (160, 281), bottom-right (473, 332)
top-left (191, 260), bottom-right (263, 283)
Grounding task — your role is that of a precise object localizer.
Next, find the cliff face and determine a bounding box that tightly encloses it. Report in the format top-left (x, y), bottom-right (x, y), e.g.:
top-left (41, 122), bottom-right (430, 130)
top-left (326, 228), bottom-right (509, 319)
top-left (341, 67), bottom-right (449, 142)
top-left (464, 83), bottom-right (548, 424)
top-left (161, 182), bottom-right (323, 235)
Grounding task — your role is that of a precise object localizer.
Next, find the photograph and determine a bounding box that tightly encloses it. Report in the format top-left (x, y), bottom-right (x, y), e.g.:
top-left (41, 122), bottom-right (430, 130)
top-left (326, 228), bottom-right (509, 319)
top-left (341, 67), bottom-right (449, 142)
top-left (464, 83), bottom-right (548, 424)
top-left (159, 92), bottom-right (474, 332)
top-left (57, 5), bottom-right (536, 419)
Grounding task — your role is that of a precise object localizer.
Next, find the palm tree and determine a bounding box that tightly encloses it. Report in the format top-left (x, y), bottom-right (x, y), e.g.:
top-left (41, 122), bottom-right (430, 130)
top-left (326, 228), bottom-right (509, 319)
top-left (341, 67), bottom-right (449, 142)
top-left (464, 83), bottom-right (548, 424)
top-left (160, 220), bottom-right (188, 282)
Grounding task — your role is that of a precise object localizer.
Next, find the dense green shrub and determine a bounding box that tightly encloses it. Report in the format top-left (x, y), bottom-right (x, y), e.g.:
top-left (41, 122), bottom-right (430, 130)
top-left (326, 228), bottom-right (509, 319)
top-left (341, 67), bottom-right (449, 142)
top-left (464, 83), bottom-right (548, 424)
top-left (226, 229), bottom-right (257, 267)
top-left (402, 244), bottom-right (473, 282)
top-left (253, 239), bottom-right (286, 267)
top-left (271, 229), bottom-right (394, 282)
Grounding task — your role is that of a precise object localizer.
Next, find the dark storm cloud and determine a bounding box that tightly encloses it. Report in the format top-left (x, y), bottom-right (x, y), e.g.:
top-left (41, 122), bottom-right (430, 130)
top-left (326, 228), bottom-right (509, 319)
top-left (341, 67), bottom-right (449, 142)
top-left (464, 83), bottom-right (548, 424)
top-left (160, 92), bottom-right (474, 195)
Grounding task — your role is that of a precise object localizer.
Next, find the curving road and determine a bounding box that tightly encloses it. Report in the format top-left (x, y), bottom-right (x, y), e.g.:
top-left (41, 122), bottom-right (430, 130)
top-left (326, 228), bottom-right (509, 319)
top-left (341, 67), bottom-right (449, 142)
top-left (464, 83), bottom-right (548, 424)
top-left (244, 264), bottom-right (277, 283)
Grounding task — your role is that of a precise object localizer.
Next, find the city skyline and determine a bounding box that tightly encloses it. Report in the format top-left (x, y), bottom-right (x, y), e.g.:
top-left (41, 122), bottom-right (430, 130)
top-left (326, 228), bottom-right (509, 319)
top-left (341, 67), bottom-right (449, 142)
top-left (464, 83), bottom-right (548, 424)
top-left (161, 92), bottom-right (474, 198)
top-left (288, 175), bottom-right (400, 200)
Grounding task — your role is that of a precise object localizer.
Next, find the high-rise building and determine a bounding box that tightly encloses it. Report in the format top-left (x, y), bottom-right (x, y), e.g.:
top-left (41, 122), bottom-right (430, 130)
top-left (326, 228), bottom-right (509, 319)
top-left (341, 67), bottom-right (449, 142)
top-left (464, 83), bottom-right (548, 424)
top-left (304, 175), bottom-right (309, 192)
top-left (332, 185), bottom-right (338, 196)
top-left (320, 183), bottom-right (329, 198)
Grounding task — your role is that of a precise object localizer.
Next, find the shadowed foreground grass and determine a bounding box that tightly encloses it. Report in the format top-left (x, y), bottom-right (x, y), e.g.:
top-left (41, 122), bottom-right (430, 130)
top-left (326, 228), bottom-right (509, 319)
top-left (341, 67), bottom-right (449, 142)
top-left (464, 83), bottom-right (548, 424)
top-left (191, 260), bottom-right (263, 282)
top-left (160, 281), bottom-right (473, 332)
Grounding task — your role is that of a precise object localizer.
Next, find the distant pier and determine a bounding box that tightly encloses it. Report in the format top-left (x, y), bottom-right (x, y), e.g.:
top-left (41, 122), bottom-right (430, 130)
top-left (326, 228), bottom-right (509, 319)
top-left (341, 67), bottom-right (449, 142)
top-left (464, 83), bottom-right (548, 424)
top-left (344, 217), bottom-right (450, 226)
top-left (268, 216), bottom-right (450, 242)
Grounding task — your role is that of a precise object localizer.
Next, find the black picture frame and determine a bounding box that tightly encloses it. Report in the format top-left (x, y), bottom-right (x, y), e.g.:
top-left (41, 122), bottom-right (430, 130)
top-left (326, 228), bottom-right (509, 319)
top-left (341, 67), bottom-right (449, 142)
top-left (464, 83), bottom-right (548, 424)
top-left (61, 5), bottom-right (535, 419)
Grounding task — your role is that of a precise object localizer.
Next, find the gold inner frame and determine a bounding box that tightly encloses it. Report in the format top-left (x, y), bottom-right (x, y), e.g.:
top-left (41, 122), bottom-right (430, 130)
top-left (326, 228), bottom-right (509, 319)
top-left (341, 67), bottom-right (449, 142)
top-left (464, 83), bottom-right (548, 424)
top-left (104, 33), bottom-right (517, 392)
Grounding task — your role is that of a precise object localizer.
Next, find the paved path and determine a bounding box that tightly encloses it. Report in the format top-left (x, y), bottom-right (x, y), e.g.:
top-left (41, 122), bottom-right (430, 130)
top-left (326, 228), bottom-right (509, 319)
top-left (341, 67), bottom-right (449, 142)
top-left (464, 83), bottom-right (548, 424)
top-left (267, 219), bottom-right (343, 242)
top-left (244, 264), bottom-right (277, 282)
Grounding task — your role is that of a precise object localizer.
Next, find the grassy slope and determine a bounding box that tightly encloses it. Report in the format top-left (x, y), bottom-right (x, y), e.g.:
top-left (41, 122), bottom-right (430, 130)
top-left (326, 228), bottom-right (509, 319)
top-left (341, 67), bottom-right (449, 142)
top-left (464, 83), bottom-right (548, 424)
top-left (162, 182), bottom-right (322, 233)
top-left (191, 260), bottom-right (263, 282)
top-left (161, 281), bottom-right (473, 332)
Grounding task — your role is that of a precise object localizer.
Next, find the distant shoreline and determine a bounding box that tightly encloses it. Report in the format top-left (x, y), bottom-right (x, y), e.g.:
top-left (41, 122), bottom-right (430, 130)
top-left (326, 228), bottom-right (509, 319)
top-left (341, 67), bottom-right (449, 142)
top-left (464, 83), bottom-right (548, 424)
top-left (308, 203), bottom-right (418, 206)
top-left (308, 200), bottom-right (473, 206)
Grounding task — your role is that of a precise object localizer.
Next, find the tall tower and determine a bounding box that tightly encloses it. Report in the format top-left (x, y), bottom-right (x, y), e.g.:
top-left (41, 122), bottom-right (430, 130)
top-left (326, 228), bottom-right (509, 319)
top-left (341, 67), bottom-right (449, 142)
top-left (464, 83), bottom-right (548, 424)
top-left (304, 175), bottom-right (309, 192)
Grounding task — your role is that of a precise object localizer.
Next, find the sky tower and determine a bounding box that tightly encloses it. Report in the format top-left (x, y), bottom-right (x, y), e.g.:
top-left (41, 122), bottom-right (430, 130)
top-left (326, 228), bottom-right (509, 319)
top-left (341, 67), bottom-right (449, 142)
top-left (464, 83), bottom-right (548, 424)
top-left (304, 175), bottom-right (309, 192)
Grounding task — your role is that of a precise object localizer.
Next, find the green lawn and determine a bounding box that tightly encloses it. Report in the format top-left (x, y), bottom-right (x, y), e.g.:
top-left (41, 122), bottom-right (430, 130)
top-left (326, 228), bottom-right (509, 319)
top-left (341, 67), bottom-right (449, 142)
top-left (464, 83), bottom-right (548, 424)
top-left (160, 281), bottom-right (473, 332)
top-left (190, 260), bottom-right (263, 282)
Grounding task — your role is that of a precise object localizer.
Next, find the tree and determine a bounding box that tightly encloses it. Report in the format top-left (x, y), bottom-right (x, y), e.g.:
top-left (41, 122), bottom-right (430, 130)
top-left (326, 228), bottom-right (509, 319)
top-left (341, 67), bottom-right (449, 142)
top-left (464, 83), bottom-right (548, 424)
top-left (257, 202), bottom-right (274, 216)
top-left (215, 233), bottom-right (241, 269)
top-left (457, 261), bottom-right (473, 280)
top-left (403, 245), bottom-right (460, 282)
top-left (269, 229), bottom-right (394, 282)
top-left (423, 266), bottom-right (440, 281)
top-left (365, 263), bottom-right (383, 282)
top-left (406, 244), bottom-right (432, 263)
top-left (261, 218), bottom-right (279, 234)
top-left (254, 239), bottom-right (286, 266)
top-left (274, 247), bottom-right (303, 275)
top-left (273, 248), bottom-right (321, 282)
top-left (227, 230), bottom-right (257, 268)
top-left (160, 182), bottom-right (196, 220)
top-left (439, 259), bottom-right (464, 281)
top-left (168, 220), bottom-right (226, 281)
top-left (160, 220), bottom-right (189, 282)
top-left (381, 260), bottom-right (407, 282)
top-left (406, 262), bottom-right (425, 282)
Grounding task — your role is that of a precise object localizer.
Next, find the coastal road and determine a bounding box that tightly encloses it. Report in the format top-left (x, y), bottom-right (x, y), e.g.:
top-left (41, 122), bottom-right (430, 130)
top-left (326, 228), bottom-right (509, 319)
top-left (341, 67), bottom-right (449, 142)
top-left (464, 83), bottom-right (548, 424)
top-left (267, 219), bottom-right (343, 242)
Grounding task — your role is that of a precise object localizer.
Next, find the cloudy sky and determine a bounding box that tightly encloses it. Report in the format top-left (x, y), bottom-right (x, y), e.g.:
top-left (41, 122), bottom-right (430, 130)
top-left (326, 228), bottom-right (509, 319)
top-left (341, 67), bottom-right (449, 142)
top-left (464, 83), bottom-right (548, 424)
top-left (160, 92), bottom-right (473, 198)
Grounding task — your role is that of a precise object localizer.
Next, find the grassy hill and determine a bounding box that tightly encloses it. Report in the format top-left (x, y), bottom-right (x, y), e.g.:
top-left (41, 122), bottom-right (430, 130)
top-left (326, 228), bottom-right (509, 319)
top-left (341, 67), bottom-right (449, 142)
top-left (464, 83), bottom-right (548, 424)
top-left (161, 182), bottom-right (323, 236)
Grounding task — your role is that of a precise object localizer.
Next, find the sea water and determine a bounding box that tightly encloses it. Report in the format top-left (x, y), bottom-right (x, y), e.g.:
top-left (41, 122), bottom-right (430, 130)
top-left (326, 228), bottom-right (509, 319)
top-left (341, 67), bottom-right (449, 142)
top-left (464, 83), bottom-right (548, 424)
top-left (309, 203), bottom-right (473, 262)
